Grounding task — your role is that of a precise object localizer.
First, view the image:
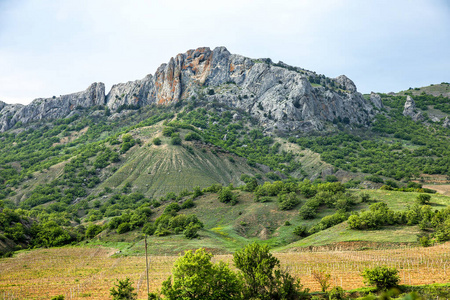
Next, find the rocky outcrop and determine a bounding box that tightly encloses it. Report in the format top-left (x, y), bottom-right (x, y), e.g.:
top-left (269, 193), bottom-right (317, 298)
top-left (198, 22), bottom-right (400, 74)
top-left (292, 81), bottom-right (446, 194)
top-left (443, 116), bottom-right (450, 128)
top-left (106, 75), bottom-right (154, 111)
top-left (335, 75), bottom-right (357, 92)
top-left (1, 47), bottom-right (377, 133)
top-left (0, 83), bottom-right (104, 132)
top-left (106, 47), bottom-right (375, 132)
top-left (370, 92), bottom-right (383, 109)
top-left (403, 95), bottom-right (424, 121)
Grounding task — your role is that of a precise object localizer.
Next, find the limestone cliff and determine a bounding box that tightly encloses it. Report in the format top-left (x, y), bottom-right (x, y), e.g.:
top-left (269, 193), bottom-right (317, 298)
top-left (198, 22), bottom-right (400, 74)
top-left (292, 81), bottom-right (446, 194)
top-left (0, 83), bottom-right (105, 131)
top-left (1, 47), bottom-right (377, 132)
top-left (106, 46), bottom-right (376, 132)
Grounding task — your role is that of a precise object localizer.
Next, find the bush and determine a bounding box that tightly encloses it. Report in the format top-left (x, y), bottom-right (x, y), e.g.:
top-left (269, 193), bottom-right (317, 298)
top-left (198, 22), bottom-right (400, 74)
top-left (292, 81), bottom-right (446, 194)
top-left (299, 205), bottom-right (317, 219)
top-left (417, 194), bottom-right (431, 205)
top-left (153, 137), bottom-right (162, 145)
top-left (171, 136), bottom-right (182, 145)
top-left (161, 248), bottom-right (241, 300)
top-left (181, 199), bottom-right (194, 209)
top-left (183, 222), bottom-right (201, 239)
top-left (218, 187), bottom-right (238, 205)
top-left (117, 222), bottom-right (131, 234)
top-left (184, 132), bottom-right (202, 141)
top-left (278, 192), bottom-right (300, 210)
top-left (328, 286), bottom-right (345, 299)
top-left (110, 277), bottom-right (137, 300)
top-left (361, 266), bottom-right (400, 290)
top-left (233, 242), bottom-right (308, 300)
top-left (293, 225), bottom-right (309, 237)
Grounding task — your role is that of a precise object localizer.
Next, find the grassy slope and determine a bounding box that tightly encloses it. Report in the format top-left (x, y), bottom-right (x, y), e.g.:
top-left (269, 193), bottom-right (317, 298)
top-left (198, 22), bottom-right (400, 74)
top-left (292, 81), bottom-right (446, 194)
top-left (95, 124), bottom-right (264, 198)
top-left (280, 189), bottom-right (450, 250)
top-left (397, 83), bottom-right (450, 98)
top-left (94, 188), bottom-right (450, 255)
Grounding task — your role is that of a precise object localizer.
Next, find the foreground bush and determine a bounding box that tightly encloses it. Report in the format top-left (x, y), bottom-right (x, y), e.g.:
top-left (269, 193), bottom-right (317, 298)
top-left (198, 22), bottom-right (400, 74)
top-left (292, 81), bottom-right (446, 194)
top-left (361, 266), bottom-right (400, 290)
top-left (161, 248), bottom-right (242, 300)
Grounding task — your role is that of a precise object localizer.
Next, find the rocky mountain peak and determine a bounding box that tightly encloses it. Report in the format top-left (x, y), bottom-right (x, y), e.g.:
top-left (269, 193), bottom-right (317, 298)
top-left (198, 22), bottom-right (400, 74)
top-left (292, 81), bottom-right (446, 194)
top-left (1, 47), bottom-right (377, 133)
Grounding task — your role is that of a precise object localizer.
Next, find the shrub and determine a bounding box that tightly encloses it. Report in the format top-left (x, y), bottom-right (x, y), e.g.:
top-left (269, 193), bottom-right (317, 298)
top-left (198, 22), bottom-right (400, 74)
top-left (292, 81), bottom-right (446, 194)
top-left (293, 225), bottom-right (309, 237)
top-left (164, 203), bottom-right (181, 215)
top-left (117, 222), bottom-right (131, 234)
top-left (278, 192), bottom-right (300, 210)
top-left (161, 249), bottom-right (241, 300)
top-left (218, 187), bottom-right (238, 205)
top-left (110, 277), bottom-right (137, 300)
top-left (181, 199), bottom-right (194, 209)
top-left (361, 266), bottom-right (400, 290)
top-left (299, 205), bottom-right (317, 219)
top-left (328, 286), bottom-right (345, 299)
top-left (183, 222), bottom-right (201, 239)
top-left (153, 137), bottom-right (162, 145)
top-left (233, 242), bottom-right (308, 300)
top-left (416, 194), bottom-right (431, 205)
top-left (184, 132), bottom-right (202, 141)
top-left (162, 127), bottom-right (175, 136)
top-left (171, 136), bottom-right (182, 145)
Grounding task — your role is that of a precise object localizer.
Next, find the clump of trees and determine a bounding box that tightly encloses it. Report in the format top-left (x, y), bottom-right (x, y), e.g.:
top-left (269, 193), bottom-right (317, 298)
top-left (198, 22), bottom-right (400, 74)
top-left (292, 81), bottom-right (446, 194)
top-left (348, 203), bottom-right (450, 243)
top-left (154, 243), bottom-right (309, 300)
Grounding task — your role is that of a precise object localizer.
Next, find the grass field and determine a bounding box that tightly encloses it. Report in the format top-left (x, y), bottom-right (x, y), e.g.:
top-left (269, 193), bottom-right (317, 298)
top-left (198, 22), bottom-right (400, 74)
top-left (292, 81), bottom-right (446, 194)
top-left (1, 242), bottom-right (449, 299)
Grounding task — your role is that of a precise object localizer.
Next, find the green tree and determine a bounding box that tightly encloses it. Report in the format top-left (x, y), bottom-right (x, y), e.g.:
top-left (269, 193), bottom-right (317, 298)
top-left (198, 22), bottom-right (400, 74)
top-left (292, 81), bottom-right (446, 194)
top-left (161, 248), bottom-right (242, 300)
top-left (233, 242), bottom-right (307, 300)
top-left (361, 266), bottom-right (400, 290)
top-left (110, 277), bottom-right (137, 300)
top-left (416, 194), bottom-right (431, 205)
top-left (183, 222), bottom-right (200, 239)
top-left (153, 137), bottom-right (162, 145)
top-left (218, 187), bottom-right (238, 205)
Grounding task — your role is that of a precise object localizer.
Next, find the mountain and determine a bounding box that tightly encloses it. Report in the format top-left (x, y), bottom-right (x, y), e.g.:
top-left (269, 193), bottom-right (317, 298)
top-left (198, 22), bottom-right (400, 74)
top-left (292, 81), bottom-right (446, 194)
top-left (0, 47), bottom-right (379, 133)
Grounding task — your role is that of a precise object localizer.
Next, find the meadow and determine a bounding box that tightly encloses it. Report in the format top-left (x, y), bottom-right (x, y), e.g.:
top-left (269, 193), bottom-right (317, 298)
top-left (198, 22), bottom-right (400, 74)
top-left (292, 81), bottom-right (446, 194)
top-left (1, 242), bottom-right (449, 299)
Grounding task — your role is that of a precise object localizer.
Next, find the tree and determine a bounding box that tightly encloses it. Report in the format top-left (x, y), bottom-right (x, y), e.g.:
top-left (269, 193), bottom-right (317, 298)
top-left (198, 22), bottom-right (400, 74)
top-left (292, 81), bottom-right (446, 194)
top-left (311, 270), bottom-right (331, 292)
top-left (233, 242), bottom-right (308, 300)
top-left (110, 277), bottom-right (137, 300)
top-left (416, 194), bottom-right (431, 205)
top-left (361, 266), bottom-right (400, 290)
top-left (183, 222), bottom-right (200, 239)
top-left (218, 187), bottom-right (238, 205)
top-left (161, 248), bottom-right (242, 300)
top-left (153, 137), bottom-right (161, 145)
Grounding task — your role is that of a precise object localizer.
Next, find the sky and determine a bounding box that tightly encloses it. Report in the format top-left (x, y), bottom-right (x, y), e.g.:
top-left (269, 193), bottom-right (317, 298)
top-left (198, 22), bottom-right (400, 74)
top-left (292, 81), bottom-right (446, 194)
top-left (0, 0), bottom-right (449, 105)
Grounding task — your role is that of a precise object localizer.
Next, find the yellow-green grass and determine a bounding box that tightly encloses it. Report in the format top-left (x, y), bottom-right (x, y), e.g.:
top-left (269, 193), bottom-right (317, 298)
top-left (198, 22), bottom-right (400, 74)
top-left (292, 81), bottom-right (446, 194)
top-left (352, 189), bottom-right (450, 211)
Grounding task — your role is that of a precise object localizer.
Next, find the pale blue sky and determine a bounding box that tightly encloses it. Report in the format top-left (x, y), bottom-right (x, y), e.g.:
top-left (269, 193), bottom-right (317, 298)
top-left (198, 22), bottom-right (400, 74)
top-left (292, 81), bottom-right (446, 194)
top-left (0, 0), bottom-right (449, 104)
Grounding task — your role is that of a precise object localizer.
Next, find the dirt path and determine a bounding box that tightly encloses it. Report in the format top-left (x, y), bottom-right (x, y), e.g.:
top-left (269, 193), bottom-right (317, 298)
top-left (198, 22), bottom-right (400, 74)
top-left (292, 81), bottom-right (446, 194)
top-left (423, 184), bottom-right (450, 196)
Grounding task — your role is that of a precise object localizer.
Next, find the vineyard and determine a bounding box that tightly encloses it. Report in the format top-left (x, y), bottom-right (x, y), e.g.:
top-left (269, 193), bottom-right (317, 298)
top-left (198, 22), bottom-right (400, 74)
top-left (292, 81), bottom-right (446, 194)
top-left (1, 243), bottom-right (449, 299)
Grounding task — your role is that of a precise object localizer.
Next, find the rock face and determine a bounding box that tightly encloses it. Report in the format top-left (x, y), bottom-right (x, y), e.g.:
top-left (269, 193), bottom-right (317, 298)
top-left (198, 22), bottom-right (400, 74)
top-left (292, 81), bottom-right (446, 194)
top-left (0, 47), bottom-right (377, 132)
top-left (403, 95), bottom-right (424, 121)
top-left (107, 47), bottom-right (375, 132)
top-left (0, 83), bottom-right (105, 131)
top-left (335, 75), bottom-right (357, 92)
top-left (370, 92), bottom-right (383, 109)
top-left (443, 116), bottom-right (450, 128)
